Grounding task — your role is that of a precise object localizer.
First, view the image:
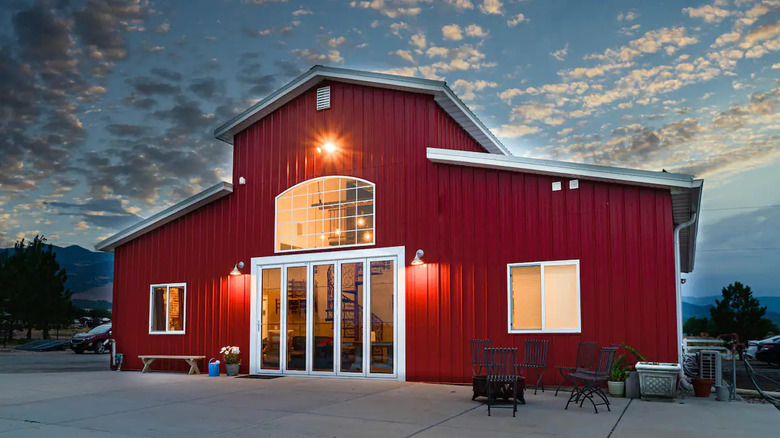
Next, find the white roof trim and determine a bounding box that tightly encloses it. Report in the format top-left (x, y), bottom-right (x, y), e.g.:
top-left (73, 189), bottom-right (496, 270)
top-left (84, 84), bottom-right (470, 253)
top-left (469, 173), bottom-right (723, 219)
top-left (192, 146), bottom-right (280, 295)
top-left (427, 147), bottom-right (703, 272)
top-left (427, 148), bottom-right (701, 189)
top-left (95, 182), bottom-right (233, 252)
top-left (214, 65), bottom-right (510, 156)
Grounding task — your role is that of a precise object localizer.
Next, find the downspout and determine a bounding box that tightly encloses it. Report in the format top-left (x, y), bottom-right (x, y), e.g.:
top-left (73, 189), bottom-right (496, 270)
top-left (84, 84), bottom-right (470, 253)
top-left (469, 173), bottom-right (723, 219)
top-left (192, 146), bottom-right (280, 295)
top-left (674, 213), bottom-right (697, 374)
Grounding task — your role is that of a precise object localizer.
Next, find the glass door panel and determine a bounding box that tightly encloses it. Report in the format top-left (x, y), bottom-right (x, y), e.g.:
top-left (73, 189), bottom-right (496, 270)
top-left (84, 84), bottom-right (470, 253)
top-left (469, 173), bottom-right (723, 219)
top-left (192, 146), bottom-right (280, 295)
top-left (261, 268), bottom-right (282, 370)
top-left (312, 264), bottom-right (335, 372)
top-left (340, 262), bottom-right (364, 373)
top-left (369, 260), bottom-right (394, 374)
top-left (286, 266), bottom-right (307, 371)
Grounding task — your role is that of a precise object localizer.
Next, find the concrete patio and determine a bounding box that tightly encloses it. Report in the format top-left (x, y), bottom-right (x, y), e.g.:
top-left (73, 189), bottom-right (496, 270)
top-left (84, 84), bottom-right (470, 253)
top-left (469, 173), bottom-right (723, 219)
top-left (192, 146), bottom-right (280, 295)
top-left (0, 369), bottom-right (777, 437)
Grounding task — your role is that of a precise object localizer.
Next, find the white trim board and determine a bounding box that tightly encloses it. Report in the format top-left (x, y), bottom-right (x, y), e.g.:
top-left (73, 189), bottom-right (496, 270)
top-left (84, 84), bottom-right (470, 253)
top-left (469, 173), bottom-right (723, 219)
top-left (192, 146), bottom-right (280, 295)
top-left (427, 148), bottom-right (702, 190)
top-left (249, 245), bottom-right (406, 381)
top-left (95, 182), bottom-right (233, 252)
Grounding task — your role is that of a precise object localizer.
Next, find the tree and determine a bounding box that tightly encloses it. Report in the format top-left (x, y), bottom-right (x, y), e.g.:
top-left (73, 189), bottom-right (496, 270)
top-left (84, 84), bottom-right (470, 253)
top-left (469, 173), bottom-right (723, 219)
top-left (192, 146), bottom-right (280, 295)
top-left (709, 282), bottom-right (774, 344)
top-left (0, 250), bottom-right (9, 346)
top-left (0, 236), bottom-right (73, 339)
top-left (683, 317), bottom-right (717, 336)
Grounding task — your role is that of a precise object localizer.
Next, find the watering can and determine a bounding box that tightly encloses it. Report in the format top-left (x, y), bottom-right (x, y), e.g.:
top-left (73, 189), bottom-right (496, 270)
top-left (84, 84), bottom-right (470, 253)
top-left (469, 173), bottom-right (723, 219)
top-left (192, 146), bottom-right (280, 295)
top-left (208, 358), bottom-right (220, 377)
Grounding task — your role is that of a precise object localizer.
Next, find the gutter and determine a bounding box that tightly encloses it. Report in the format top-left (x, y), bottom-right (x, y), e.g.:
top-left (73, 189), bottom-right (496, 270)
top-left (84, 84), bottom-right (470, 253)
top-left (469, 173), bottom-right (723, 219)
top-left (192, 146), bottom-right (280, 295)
top-left (674, 213), bottom-right (698, 372)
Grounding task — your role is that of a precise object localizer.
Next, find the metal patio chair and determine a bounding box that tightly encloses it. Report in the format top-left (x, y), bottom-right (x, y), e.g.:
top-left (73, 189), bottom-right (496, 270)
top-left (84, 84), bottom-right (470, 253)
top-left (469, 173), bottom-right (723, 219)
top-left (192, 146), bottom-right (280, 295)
top-left (470, 339), bottom-right (493, 400)
top-left (485, 347), bottom-right (520, 417)
top-left (554, 341), bottom-right (598, 396)
top-left (519, 339), bottom-right (549, 395)
top-left (565, 346), bottom-right (618, 414)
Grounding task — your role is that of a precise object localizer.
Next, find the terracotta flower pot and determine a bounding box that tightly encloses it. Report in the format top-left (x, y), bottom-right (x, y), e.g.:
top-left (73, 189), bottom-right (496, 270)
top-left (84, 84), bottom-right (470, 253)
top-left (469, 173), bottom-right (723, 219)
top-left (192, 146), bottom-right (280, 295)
top-left (692, 378), bottom-right (713, 397)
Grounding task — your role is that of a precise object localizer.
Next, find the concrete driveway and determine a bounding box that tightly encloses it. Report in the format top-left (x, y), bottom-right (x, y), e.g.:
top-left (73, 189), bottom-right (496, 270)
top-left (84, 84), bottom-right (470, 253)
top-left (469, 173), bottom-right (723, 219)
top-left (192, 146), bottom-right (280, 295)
top-left (0, 355), bottom-right (777, 437)
top-left (0, 349), bottom-right (108, 374)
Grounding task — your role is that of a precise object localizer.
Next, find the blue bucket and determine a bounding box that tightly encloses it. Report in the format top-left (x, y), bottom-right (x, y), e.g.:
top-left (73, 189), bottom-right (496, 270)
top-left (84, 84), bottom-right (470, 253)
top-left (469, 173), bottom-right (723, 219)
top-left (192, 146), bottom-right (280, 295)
top-left (208, 358), bottom-right (220, 377)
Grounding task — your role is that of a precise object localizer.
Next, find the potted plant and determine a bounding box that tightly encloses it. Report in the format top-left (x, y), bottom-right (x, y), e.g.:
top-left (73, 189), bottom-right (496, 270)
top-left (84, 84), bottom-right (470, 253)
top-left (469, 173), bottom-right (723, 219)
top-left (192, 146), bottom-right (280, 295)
top-left (608, 355), bottom-right (627, 397)
top-left (621, 343), bottom-right (646, 399)
top-left (220, 345), bottom-right (241, 376)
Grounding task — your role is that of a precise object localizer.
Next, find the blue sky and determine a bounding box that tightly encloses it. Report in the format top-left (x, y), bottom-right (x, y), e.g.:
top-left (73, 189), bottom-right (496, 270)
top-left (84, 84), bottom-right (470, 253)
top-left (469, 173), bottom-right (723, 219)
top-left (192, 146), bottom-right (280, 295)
top-left (0, 0), bottom-right (778, 299)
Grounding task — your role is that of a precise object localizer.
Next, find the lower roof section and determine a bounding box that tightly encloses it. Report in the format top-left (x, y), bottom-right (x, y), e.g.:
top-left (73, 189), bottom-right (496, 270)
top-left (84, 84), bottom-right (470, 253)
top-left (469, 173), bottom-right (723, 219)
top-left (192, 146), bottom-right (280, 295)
top-left (427, 148), bottom-right (703, 273)
top-left (95, 181), bottom-right (233, 252)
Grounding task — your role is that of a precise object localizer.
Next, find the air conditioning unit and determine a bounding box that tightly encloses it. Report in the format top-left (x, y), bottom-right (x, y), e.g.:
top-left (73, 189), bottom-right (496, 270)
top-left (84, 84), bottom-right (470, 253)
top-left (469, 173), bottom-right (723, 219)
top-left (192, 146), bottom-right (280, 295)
top-left (699, 350), bottom-right (722, 387)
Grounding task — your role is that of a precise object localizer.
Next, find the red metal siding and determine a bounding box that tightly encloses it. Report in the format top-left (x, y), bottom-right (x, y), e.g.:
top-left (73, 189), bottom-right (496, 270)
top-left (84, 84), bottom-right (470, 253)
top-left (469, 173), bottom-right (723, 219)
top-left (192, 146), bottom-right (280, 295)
top-left (112, 81), bottom-right (677, 384)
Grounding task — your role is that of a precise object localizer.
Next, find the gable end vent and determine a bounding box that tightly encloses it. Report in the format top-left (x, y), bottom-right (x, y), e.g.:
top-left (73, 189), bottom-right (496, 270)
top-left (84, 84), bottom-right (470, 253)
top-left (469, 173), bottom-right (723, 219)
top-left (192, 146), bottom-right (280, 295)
top-left (316, 86), bottom-right (331, 110)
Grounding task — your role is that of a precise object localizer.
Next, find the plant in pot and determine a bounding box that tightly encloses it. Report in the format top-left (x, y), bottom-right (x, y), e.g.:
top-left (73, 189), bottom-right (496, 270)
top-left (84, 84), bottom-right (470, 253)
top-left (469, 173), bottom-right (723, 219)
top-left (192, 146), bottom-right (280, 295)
top-left (621, 343), bottom-right (646, 399)
top-left (608, 355), bottom-right (627, 397)
top-left (220, 345), bottom-right (241, 376)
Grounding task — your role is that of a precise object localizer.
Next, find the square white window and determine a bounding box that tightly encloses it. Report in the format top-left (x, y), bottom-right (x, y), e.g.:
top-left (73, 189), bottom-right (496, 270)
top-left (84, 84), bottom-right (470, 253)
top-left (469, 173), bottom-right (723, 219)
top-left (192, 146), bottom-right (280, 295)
top-left (149, 283), bottom-right (186, 334)
top-left (507, 260), bottom-right (580, 333)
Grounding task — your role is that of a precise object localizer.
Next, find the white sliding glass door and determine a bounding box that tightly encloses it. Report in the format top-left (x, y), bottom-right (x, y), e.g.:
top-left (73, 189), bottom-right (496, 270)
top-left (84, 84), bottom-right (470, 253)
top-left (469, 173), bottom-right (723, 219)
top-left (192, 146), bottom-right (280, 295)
top-left (254, 250), bottom-right (400, 379)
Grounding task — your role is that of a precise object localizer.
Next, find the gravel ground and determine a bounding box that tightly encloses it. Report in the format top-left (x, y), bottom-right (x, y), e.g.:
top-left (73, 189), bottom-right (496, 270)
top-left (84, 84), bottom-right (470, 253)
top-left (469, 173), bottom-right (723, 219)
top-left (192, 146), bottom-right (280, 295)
top-left (722, 358), bottom-right (780, 392)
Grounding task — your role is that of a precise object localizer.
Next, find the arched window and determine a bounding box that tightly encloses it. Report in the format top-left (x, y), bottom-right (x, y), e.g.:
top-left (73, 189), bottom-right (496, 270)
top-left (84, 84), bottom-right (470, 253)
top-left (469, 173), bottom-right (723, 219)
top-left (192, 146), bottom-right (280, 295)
top-left (276, 176), bottom-right (375, 252)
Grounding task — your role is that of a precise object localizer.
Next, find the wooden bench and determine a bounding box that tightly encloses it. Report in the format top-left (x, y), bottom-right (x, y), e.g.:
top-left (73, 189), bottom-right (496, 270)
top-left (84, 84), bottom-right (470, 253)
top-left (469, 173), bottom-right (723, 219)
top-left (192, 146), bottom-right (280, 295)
top-left (138, 355), bottom-right (206, 375)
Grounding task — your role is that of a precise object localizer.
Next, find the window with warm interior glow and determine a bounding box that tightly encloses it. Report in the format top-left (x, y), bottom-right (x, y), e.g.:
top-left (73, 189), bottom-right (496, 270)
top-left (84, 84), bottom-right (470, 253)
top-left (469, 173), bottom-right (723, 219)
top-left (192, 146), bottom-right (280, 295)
top-left (149, 283), bottom-right (186, 334)
top-left (275, 176), bottom-right (375, 252)
top-left (507, 261), bottom-right (580, 333)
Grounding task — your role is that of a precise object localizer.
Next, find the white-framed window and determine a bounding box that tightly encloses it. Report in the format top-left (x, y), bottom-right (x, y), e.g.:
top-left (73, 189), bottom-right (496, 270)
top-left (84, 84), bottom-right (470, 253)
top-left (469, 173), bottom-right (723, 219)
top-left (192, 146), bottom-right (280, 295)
top-left (507, 260), bottom-right (581, 334)
top-left (275, 176), bottom-right (375, 252)
top-left (149, 283), bottom-right (186, 334)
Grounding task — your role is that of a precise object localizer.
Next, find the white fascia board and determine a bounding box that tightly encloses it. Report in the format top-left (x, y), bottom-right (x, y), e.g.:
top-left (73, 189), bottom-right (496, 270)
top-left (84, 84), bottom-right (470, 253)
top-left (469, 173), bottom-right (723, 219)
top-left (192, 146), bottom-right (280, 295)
top-left (436, 87), bottom-right (511, 156)
top-left (427, 148), bottom-right (700, 189)
top-left (94, 181), bottom-right (233, 252)
top-left (685, 180), bottom-right (704, 273)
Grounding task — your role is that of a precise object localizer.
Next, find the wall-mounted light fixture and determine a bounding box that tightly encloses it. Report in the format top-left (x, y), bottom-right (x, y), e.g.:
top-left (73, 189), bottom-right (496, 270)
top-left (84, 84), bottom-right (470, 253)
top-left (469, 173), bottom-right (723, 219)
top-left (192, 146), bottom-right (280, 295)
top-left (230, 261), bottom-right (245, 276)
top-left (411, 249), bottom-right (425, 266)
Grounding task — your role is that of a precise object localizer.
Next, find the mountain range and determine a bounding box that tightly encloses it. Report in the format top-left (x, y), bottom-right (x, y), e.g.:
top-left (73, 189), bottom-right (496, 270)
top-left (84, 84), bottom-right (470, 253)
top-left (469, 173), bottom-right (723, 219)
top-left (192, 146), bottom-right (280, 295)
top-left (1, 244), bottom-right (114, 310)
top-left (682, 296), bottom-right (780, 327)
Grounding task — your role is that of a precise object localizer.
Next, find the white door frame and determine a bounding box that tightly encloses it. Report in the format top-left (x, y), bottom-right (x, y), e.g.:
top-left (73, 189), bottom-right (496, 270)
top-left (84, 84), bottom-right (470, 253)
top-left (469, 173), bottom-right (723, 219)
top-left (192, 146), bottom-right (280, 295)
top-left (249, 246), bottom-right (406, 381)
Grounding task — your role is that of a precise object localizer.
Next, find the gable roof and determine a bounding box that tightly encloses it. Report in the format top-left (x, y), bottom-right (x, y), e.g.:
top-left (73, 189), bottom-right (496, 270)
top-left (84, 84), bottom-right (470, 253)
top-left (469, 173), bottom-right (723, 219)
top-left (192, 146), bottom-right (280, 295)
top-left (427, 148), bottom-right (703, 273)
top-left (97, 67), bottom-right (702, 274)
top-left (214, 65), bottom-right (511, 155)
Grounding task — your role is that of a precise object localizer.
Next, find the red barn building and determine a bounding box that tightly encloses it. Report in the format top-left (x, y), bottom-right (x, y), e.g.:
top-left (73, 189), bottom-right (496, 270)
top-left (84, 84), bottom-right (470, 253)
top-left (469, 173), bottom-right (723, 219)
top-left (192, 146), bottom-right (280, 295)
top-left (97, 66), bottom-right (702, 384)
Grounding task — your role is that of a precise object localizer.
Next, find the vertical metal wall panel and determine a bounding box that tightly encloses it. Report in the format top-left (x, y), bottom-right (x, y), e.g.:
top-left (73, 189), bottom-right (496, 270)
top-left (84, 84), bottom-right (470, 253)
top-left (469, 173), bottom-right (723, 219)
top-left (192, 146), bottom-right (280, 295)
top-left (112, 81), bottom-right (678, 381)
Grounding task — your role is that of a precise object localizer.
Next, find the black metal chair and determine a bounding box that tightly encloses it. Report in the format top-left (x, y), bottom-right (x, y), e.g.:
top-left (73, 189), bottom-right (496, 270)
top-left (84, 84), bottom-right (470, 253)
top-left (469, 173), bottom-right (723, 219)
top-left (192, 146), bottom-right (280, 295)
top-left (485, 347), bottom-right (519, 417)
top-left (554, 341), bottom-right (598, 396)
top-left (470, 339), bottom-right (493, 400)
top-left (565, 346), bottom-right (618, 413)
top-left (519, 339), bottom-right (549, 395)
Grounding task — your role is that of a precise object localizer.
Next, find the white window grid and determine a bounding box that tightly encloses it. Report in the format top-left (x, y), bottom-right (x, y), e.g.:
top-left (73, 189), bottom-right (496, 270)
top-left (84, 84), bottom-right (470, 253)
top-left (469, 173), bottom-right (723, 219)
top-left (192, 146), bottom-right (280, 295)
top-left (506, 260), bottom-right (581, 334)
top-left (276, 177), bottom-right (375, 252)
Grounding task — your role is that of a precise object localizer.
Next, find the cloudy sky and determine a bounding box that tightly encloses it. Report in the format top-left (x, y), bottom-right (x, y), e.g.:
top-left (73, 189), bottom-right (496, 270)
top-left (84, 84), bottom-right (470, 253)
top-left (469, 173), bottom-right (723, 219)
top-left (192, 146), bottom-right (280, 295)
top-left (0, 0), bottom-right (778, 299)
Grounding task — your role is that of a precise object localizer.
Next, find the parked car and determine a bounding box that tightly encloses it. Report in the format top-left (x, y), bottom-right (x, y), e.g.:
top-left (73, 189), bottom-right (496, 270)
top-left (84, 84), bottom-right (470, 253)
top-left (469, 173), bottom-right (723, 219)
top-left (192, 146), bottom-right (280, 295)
top-left (755, 341), bottom-right (780, 366)
top-left (746, 334), bottom-right (780, 359)
top-left (70, 323), bottom-right (112, 354)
